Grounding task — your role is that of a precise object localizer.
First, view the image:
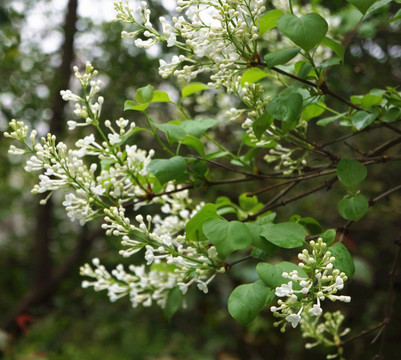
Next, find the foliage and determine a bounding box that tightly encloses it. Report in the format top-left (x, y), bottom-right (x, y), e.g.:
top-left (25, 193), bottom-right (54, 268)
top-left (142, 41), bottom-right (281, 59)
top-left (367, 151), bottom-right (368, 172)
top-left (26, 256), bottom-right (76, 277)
top-left (3, 0), bottom-right (401, 359)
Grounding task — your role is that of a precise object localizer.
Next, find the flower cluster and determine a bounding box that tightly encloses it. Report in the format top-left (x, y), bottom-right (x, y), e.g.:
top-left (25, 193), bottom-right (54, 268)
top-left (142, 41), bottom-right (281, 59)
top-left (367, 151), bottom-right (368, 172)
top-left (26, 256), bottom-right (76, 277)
top-left (270, 238), bottom-right (350, 331)
top-left (115, 0), bottom-right (266, 90)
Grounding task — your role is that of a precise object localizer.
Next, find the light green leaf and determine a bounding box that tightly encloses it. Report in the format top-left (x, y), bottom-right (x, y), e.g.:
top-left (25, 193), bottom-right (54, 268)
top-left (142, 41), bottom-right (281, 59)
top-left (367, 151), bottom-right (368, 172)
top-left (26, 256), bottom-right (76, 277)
top-left (261, 222), bottom-right (305, 248)
top-left (276, 13), bottom-right (328, 52)
top-left (337, 194), bottom-right (369, 221)
top-left (181, 83), bottom-right (208, 98)
top-left (328, 242), bottom-right (355, 278)
top-left (135, 84), bottom-right (154, 104)
top-left (264, 48), bottom-right (301, 68)
top-left (228, 280), bottom-right (274, 326)
top-left (241, 67), bottom-right (268, 87)
top-left (259, 9), bottom-right (284, 35)
top-left (151, 90), bottom-right (171, 103)
top-left (124, 100), bottom-right (149, 112)
top-left (389, 8), bottom-right (401, 23)
top-left (147, 156), bottom-right (187, 185)
top-left (321, 229), bottom-right (337, 245)
top-left (303, 103), bottom-right (325, 121)
top-left (337, 158), bottom-right (367, 188)
top-left (203, 219), bottom-right (255, 259)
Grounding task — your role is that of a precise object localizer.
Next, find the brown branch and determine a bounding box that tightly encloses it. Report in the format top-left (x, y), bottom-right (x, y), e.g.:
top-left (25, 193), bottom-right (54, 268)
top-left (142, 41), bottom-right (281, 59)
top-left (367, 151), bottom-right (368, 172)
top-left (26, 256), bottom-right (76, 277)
top-left (368, 135), bottom-right (401, 157)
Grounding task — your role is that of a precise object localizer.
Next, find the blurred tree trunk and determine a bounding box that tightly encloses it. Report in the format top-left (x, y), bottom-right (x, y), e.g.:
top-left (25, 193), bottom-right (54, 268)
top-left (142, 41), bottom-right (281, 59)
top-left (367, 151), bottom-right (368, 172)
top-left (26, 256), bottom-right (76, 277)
top-left (33, 0), bottom-right (78, 290)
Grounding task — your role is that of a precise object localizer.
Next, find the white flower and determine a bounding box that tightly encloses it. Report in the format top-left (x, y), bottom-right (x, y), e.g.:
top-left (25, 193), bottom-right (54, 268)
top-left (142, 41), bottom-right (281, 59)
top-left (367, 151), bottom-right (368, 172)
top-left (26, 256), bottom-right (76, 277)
top-left (108, 133), bottom-right (121, 145)
top-left (285, 312), bottom-right (302, 328)
top-left (275, 281), bottom-right (293, 297)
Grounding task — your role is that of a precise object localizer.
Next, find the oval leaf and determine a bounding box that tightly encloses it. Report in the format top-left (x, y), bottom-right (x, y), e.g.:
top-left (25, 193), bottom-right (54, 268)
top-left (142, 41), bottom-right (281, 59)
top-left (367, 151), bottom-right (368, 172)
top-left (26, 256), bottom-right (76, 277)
top-left (328, 242), bottom-right (355, 278)
top-left (257, 261), bottom-right (308, 288)
top-left (147, 156), bottom-right (187, 185)
top-left (181, 83), bottom-right (208, 98)
top-left (228, 280), bottom-right (274, 326)
top-left (337, 194), bottom-right (369, 221)
top-left (261, 222), bottom-right (305, 248)
top-left (265, 93), bottom-right (303, 131)
top-left (241, 67), bottom-right (268, 87)
top-left (337, 158), bottom-right (367, 188)
top-left (264, 48), bottom-right (301, 68)
top-left (203, 219), bottom-right (255, 259)
top-left (277, 13), bottom-right (328, 52)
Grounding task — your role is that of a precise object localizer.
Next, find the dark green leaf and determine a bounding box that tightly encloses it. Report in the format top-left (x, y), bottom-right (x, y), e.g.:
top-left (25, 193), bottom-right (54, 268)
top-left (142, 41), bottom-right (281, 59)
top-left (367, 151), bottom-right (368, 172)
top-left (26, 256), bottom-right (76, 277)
top-left (203, 219), bottom-right (255, 259)
top-left (389, 8), bottom-right (401, 22)
top-left (337, 194), bottom-right (369, 221)
top-left (298, 217), bottom-right (323, 235)
top-left (347, 0), bottom-right (377, 14)
top-left (321, 229), bottom-right (336, 245)
top-left (164, 286), bottom-right (182, 321)
top-left (147, 156), bottom-right (187, 185)
top-left (337, 158), bottom-right (367, 188)
top-left (261, 222), bottom-right (305, 248)
top-left (228, 280), bottom-right (274, 326)
top-left (252, 112), bottom-right (273, 140)
top-left (265, 93), bottom-right (303, 131)
top-left (328, 242), bottom-right (355, 278)
top-left (264, 48), bottom-right (301, 67)
top-left (257, 261), bottom-right (308, 288)
top-left (276, 13), bottom-right (328, 52)
top-left (381, 107), bottom-right (401, 123)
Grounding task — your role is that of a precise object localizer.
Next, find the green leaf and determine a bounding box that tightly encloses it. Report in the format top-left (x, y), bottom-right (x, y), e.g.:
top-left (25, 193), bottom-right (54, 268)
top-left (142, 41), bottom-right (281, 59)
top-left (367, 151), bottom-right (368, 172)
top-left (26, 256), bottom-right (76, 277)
top-left (366, 0), bottom-right (392, 15)
top-left (239, 193), bottom-right (259, 212)
top-left (257, 261), bottom-right (308, 288)
top-left (185, 204), bottom-right (218, 242)
top-left (265, 93), bottom-right (303, 131)
top-left (381, 107), bottom-right (401, 123)
top-left (228, 280), bottom-right (274, 326)
top-left (303, 103), bottom-right (325, 121)
top-left (179, 119), bottom-right (217, 138)
top-left (316, 113), bottom-right (346, 127)
top-left (181, 135), bottom-right (205, 155)
top-left (337, 158), bottom-right (367, 188)
top-left (164, 286), bottom-right (182, 321)
top-left (247, 223), bottom-right (278, 255)
top-left (321, 37), bottom-right (345, 62)
top-left (240, 67), bottom-right (268, 87)
top-left (264, 48), bottom-right (301, 68)
top-left (347, 0), bottom-right (378, 14)
top-left (181, 83), bottom-right (208, 98)
top-left (321, 229), bottom-right (336, 245)
top-left (328, 242), bottom-right (355, 278)
top-left (261, 222), bottom-right (305, 249)
top-left (389, 8), bottom-right (401, 23)
top-left (147, 156), bottom-right (187, 185)
top-left (259, 9), bottom-right (284, 35)
top-left (252, 112), bottom-right (273, 140)
top-left (204, 151), bottom-right (230, 160)
top-left (203, 219), bottom-right (255, 259)
top-left (276, 13), bottom-right (328, 52)
top-left (151, 90), bottom-right (171, 103)
top-left (123, 100), bottom-right (149, 112)
top-left (298, 217), bottom-right (323, 235)
top-left (135, 84), bottom-right (154, 104)
top-left (154, 123), bottom-right (186, 143)
top-left (351, 110), bottom-right (378, 130)
top-left (337, 194), bottom-right (369, 221)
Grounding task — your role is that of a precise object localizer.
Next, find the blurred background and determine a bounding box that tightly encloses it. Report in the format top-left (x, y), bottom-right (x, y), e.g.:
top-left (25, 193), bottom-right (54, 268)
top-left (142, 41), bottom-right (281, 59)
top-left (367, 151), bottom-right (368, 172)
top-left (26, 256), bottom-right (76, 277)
top-left (1, 0), bottom-right (401, 359)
